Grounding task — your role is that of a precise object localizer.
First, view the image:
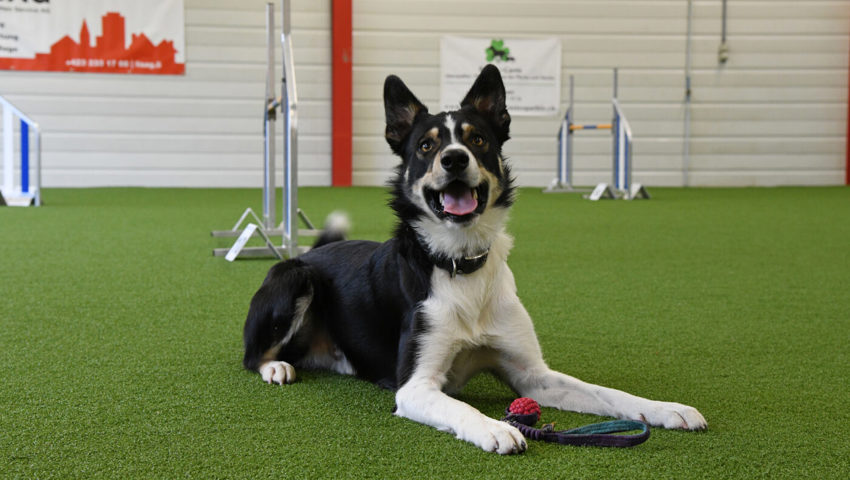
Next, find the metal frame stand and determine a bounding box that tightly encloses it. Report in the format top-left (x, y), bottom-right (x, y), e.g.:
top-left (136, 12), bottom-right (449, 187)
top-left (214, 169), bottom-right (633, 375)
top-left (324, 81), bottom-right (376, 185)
top-left (544, 69), bottom-right (649, 200)
top-left (1, 95), bottom-right (41, 207)
top-left (211, 1), bottom-right (320, 260)
top-left (544, 74), bottom-right (585, 193)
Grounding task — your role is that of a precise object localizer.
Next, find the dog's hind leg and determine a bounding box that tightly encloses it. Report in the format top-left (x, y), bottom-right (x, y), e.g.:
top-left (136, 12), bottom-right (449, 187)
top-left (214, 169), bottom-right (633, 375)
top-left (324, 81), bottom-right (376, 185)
top-left (242, 259), bottom-right (318, 385)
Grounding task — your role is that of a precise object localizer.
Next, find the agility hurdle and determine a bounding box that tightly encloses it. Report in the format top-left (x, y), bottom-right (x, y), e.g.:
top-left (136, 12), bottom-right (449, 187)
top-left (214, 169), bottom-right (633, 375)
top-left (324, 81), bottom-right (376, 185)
top-left (1, 95), bottom-right (41, 207)
top-left (544, 69), bottom-right (648, 200)
top-left (211, 0), bottom-right (320, 260)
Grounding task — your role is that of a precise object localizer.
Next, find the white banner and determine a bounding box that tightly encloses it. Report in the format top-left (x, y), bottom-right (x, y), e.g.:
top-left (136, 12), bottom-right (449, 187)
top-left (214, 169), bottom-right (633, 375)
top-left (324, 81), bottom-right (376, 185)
top-left (441, 36), bottom-right (561, 116)
top-left (0, 0), bottom-right (185, 74)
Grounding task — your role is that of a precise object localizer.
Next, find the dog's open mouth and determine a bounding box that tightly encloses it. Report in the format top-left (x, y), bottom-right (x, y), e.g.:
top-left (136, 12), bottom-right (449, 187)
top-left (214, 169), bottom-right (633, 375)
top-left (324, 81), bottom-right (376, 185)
top-left (425, 181), bottom-right (489, 223)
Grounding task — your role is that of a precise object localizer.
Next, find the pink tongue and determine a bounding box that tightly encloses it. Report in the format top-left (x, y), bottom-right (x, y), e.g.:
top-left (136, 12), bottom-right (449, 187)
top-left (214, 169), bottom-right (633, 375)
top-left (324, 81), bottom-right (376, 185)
top-left (442, 186), bottom-right (477, 215)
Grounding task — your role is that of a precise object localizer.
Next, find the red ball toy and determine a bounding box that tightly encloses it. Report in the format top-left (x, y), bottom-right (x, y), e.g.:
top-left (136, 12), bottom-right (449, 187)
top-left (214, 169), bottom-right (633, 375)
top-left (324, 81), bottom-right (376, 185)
top-left (508, 397), bottom-right (541, 422)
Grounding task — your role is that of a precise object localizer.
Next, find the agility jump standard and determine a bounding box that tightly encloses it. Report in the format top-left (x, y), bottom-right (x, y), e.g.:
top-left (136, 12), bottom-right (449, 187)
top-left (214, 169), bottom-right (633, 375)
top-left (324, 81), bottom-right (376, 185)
top-left (545, 69), bottom-right (648, 200)
top-left (0, 95), bottom-right (41, 207)
top-left (212, 0), bottom-right (319, 260)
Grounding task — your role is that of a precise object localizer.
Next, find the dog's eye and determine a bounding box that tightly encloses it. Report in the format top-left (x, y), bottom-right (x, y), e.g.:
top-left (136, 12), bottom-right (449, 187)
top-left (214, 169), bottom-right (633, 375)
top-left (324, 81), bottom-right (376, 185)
top-left (419, 140), bottom-right (433, 153)
top-left (471, 135), bottom-right (486, 147)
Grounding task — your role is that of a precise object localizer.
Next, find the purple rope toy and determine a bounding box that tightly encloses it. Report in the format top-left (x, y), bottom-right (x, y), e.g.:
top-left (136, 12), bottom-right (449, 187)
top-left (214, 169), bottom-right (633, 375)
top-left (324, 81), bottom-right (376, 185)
top-left (501, 398), bottom-right (650, 448)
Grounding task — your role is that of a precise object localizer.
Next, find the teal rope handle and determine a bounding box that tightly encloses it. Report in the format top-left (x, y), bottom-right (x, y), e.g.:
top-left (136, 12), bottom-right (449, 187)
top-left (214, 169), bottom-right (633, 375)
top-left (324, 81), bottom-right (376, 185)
top-left (504, 411), bottom-right (650, 447)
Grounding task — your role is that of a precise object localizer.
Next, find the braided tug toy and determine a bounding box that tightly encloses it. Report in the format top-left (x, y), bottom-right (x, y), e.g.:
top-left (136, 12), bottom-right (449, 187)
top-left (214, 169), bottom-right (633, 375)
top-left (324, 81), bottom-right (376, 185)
top-left (501, 398), bottom-right (650, 447)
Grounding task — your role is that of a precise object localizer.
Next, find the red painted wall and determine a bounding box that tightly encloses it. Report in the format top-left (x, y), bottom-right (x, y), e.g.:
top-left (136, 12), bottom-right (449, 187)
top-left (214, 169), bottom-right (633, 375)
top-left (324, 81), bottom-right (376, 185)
top-left (332, 0), bottom-right (352, 186)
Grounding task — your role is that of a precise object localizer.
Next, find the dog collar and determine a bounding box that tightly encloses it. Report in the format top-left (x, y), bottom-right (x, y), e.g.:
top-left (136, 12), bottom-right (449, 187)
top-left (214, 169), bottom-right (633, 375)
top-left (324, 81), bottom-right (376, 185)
top-left (432, 250), bottom-right (489, 278)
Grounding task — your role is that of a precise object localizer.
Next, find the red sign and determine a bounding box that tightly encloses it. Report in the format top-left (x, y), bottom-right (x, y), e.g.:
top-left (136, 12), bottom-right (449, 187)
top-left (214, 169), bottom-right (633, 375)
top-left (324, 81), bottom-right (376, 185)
top-left (0, 1), bottom-right (185, 75)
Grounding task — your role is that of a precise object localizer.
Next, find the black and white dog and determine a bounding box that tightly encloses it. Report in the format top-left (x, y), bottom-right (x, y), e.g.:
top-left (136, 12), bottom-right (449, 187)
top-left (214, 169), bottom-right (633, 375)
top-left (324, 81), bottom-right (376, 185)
top-left (242, 65), bottom-right (706, 454)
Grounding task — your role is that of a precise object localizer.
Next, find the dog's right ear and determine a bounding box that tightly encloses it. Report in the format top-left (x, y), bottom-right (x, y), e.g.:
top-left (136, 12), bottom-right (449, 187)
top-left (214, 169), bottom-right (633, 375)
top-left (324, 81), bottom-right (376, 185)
top-left (384, 75), bottom-right (428, 155)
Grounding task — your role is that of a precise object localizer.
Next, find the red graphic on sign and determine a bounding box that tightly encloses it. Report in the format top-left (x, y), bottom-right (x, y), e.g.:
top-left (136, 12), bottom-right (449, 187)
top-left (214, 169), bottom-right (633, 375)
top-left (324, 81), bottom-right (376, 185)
top-left (0, 12), bottom-right (184, 74)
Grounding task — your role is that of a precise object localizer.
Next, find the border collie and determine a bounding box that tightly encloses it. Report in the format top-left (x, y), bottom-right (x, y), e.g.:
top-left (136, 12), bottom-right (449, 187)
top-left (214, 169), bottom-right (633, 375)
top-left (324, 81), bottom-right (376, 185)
top-left (242, 65), bottom-right (706, 454)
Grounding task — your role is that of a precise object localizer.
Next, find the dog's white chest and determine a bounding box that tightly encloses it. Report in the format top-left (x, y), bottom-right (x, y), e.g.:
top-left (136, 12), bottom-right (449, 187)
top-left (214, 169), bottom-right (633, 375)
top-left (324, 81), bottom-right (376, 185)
top-left (423, 266), bottom-right (514, 347)
top-left (420, 232), bottom-right (515, 344)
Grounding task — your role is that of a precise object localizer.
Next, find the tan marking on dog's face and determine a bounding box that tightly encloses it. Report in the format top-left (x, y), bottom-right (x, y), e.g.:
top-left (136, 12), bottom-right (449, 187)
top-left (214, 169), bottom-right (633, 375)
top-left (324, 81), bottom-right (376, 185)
top-left (415, 128), bottom-right (441, 176)
top-left (417, 128), bottom-right (440, 173)
top-left (479, 163), bottom-right (502, 209)
top-left (460, 121), bottom-right (503, 202)
top-left (410, 128), bottom-right (441, 209)
top-left (423, 127), bottom-right (439, 143)
top-left (461, 123), bottom-right (489, 154)
top-left (417, 128), bottom-right (440, 156)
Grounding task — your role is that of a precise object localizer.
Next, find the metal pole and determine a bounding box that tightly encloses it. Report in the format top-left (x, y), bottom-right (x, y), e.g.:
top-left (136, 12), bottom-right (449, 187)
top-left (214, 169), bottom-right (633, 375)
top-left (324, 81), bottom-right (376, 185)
top-left (683, 0), bottom-right (693, 187)
top-left (281, 0), bottom-right (299, 259)
top-left (2, 106), bottom-right (12, 195)
top-left (557, 120), bottom-right (565, 185)
top-left (612, 99), bottom-right (632, 194)
top-left (263, 3), bottom-right (277, 231)
top-left (718, 0), bottom-right (729, 63)
top-left (612, 68), bottom-right (619, 190)
top-left (624, 114), bottom-right (631, 194)
top-left (566, 75), bottom-right (574, 187)
top-left (20, 120), bottom-right (28, 194)
top-left (34, 128), bottom-right (41, 206)
top-left (613, 113), bottom-right (621, 190)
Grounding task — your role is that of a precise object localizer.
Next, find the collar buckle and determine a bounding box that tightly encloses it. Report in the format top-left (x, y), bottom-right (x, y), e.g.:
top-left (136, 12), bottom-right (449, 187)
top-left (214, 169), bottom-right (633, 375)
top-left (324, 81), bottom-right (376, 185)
top-left (447, 250), bottom-right (488, 278)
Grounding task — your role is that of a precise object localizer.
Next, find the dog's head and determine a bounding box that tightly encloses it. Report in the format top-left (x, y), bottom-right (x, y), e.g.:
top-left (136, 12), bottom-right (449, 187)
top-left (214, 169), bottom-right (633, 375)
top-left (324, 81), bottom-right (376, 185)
top-left (384, 65), bottom-right (515, 253)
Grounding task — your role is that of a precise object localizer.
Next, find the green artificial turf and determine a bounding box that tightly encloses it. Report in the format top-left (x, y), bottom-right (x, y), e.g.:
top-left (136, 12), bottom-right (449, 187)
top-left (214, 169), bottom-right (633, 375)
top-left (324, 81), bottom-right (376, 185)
top-left (1, 186), bottom-right (848, 479)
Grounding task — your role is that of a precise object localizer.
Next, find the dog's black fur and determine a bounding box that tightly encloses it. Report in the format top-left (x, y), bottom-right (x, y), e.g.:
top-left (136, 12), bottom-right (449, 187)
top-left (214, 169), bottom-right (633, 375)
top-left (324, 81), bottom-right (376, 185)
top-left (243, 65), bottom-right (513, 390)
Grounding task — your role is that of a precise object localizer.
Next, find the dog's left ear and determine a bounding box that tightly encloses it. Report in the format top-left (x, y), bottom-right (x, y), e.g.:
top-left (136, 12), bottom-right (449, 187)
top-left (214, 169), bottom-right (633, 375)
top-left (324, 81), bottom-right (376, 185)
top-left (460, 64), bottom-right (511, 142)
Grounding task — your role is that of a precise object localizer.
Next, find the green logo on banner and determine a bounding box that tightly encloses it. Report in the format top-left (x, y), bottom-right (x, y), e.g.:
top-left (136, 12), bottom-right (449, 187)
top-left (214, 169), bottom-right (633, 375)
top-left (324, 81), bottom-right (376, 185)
top-left (485, 39), bottom-right (514, 62)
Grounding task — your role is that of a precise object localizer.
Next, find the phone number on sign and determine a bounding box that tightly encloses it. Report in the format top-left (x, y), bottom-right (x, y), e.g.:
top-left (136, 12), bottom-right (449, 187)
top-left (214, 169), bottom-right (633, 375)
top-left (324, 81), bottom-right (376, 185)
top-left (65, 58), bottom-right (163, 69)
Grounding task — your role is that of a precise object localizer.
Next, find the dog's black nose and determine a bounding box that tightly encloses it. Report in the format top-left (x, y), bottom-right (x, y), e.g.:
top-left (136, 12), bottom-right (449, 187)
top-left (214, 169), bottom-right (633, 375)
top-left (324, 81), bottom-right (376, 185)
top-left (440, 150), bottom-right (469, 174)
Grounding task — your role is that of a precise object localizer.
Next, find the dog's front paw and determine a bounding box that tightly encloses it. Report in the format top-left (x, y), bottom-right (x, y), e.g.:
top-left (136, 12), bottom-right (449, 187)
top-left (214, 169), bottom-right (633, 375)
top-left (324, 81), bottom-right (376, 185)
top-left (457, 417), bottom-right (527, 455)
top-left (259, 361), bottom-right (296, 385)
top-left (638, 402), bottom-right (707, 430)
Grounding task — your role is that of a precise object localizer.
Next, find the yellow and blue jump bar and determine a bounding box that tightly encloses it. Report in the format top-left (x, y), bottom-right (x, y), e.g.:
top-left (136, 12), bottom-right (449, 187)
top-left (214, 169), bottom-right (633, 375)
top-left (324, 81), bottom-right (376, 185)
top-left (569, 123), bottom-right (612, 131)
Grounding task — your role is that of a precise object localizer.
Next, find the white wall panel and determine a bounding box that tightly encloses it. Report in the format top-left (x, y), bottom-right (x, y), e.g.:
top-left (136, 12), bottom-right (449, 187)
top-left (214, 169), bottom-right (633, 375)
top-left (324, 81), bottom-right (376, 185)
top-left (0, 0), bottom-right (332, 188)
top-left (0, 0), bottom-right (847, 188)
top-left (352, 0), bottom-right (849, 187)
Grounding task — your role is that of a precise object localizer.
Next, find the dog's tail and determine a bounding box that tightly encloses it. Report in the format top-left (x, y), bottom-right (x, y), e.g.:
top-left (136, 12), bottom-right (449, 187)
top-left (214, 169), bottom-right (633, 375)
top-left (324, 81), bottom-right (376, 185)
top-left (313, 211), bottom-right (350, 249)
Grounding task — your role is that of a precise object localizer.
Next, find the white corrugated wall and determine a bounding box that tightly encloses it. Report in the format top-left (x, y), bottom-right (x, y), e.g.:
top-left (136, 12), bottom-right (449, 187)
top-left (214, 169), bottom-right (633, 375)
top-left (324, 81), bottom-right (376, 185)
top-left (352, 0), bottom-right (850, 187)
top-left (0, 0), bottom-right (847, 188)
top-left (0, 0), bottom-right (332, 187)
